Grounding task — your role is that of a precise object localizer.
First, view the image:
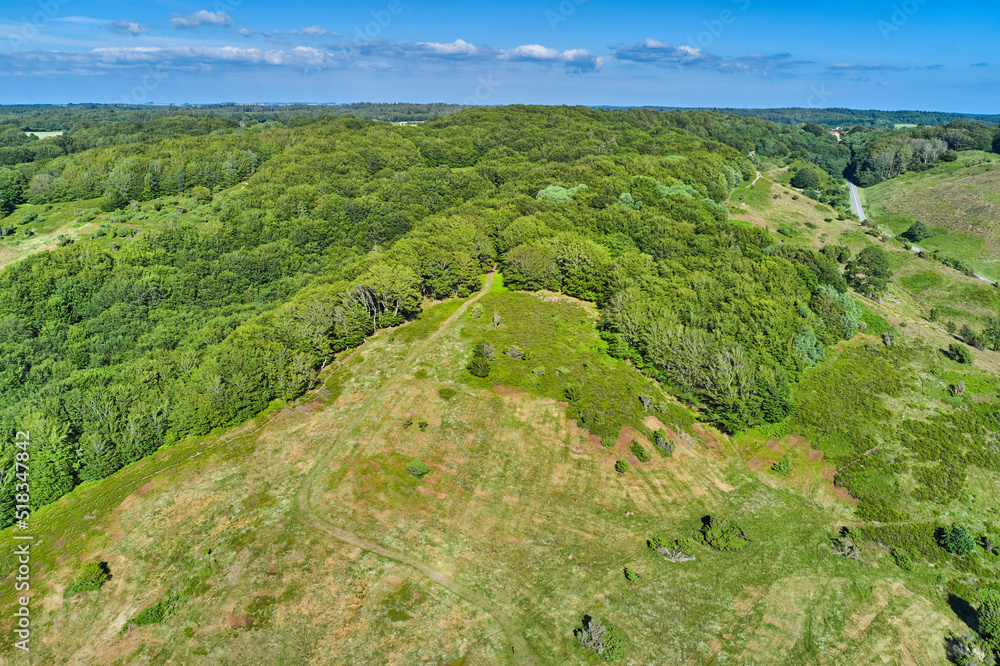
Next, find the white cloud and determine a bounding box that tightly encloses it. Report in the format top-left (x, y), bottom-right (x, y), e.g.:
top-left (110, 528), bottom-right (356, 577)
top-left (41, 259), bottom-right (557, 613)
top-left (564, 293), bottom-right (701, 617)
top-left (503, 44), bottom-right (562, 61)
top-left (301, 26), bottom-right (331, 37)
top-left (236, 25), bottom-right (339, 39)
top-left (614, 39), bottom-right (807, 75)
top-left (109, 20), bottom-right (148, 36)
top-left (0, 45), bottom-right (343, 74)
top-left (417, 39), bottom-right (480, 56)
top-left (169, 11), bottom-right (234, 30)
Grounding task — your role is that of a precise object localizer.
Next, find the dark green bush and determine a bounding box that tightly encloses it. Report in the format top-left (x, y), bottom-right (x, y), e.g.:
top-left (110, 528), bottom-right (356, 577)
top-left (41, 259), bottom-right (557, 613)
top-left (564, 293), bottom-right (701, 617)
top-left (624, 567), bottom-right (640, 583)
top-left (891, 547), bottom-right (914, 572)
top-left (564, 384), bottom-right (582, 402)
top-left (948, 343), bottom-right (974, 364)
top-left (630, 440), bottom-right (650, 462)
top-left (406, 461), bottom-right (430, 478)
top-left (979, 589), bottom-right (1000, 640)
top-left (699, 516), bottom-right (749, 552)
top-left (901, 221), bottom-right (932, 243)
top-left (615, 459), bottom-right (630, 474)
top-left (468, 342), bottom-right (491, 378)
top-left (771, 454), bottom-right (791, 476)
top-left (418, 420), bottom-right (428, 431)
top-left (940, 524), bottom-right (977, 555)
top-left (67, 561), bottom-right (111, 593)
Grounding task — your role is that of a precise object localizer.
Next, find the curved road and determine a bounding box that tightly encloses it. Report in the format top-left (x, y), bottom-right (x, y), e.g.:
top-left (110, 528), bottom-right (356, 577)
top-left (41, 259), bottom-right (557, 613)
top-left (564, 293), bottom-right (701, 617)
top-left (847, 181), bottom-right (867, 222)
top-left (848, 181), bottom-right (996, 285)
top-left (295, 270), bottom-right (538, 663)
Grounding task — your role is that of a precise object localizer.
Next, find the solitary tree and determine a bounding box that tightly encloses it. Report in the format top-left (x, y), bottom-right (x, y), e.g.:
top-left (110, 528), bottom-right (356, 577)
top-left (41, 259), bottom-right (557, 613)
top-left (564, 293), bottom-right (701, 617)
top-left (467, 342), bottom-right (491, 377)
top-left (790, 168), bottom-right (821, 189)
top-left (940, 524), bottom-right (977, 555)
top-left (900, 221), bottom-right (932, 243)
top-left (846, 246), bottom-right (892, 297)
top-left (0, 170), bottom-right (26, 217)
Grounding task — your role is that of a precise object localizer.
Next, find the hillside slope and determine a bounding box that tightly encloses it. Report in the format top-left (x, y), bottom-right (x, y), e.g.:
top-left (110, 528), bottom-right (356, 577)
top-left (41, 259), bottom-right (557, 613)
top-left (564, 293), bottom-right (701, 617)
top-left (0, 276), bottom-right (965, 664)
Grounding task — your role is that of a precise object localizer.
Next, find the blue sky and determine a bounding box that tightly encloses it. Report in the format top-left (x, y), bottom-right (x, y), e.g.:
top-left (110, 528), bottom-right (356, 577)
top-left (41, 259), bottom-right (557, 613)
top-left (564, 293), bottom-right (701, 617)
top-left (0, 0), bottom-right (997, 112)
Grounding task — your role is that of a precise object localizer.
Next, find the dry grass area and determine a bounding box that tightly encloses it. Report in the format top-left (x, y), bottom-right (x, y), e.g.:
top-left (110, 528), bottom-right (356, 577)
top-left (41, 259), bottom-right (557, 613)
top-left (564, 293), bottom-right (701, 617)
top-left (0, 278), bottom-right (968, 664)
top-left (865, 152), bottom-right (1000, 251)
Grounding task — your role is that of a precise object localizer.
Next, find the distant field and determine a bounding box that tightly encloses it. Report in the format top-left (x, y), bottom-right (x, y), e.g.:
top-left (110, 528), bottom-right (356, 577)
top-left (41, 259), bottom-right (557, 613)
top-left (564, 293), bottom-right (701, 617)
top-left (23, 130), bottom-right (64, 139)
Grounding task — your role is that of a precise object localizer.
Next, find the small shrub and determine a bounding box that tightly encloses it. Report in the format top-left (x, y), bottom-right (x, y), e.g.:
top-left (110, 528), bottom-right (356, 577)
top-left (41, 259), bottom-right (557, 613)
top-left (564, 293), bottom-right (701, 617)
top-left (648, 536), bottom-right (696, 562)
top-left (564, 384), bottom-right (582, 402)
top-left (945, 631), bottom-right (995, 665)
top-left (414, 369), bottom-right (428, 379)
top-left (122, 590), bottom-right (180, 632)
top-left (601, 435), bottom-right (616, 448)
top-left (947, 321), bottom-right (958, 335)
top-left (623, 567), bottom-right (640, 583)
top-left (891, 547), bottom-right (914, 572)
top-left (630, 440), bottom-right (650, 462)
top-left (468, 342), bottom-right (491, 377)
top-left (574, 615), bottom-right (625, 661)
top-left (980, 589), bottom-right (1000, 640)
top-left (929, 307), bottom-right (941, 322)
top-left (654, 428), bottom-right (674, 456)
top-left (67, 562), bottom-right (111, 593)
top-left (700, 516), bottom-right (750, 552)
top-left (771, 454), bottom-right (791, 477)
top-left (948, 343), bottom-right (974, 364)
top-left (406, 461), bottom-right (430, 478)
top-left (504, 346), bottom-right (522, 359)
top-left (531, 365), bottom-right (546, 377)
top-left (940, 524), bottom-right (977, 555)
top-left (402, 418), bottom-right (413, 429)
top-left (470, 304), bottom-right (483, 319)
top-left (615, 459), bottom-right (630, 475)
top-left (438, 387), bottom-right (457, 400)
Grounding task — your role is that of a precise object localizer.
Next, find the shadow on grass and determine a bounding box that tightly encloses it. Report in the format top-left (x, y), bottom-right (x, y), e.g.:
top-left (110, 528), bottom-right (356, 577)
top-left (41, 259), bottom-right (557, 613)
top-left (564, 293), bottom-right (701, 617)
top-left (947, 593), bottom-right (978, 633)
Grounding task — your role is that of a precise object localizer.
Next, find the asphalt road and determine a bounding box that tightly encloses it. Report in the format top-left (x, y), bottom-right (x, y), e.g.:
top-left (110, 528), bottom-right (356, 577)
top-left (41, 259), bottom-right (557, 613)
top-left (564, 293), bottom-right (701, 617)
top-left (848, 181), bottom-right (867, 221)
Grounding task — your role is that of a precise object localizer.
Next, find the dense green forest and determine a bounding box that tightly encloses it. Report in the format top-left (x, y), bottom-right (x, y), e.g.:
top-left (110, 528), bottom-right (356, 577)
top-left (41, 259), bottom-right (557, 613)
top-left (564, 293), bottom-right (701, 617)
top-left (613, 107), bottom-right (1000, 128)
top-left (0, 104), bottom-right (877, 526)
top-left (4, 103), bottom-right (1000, 663)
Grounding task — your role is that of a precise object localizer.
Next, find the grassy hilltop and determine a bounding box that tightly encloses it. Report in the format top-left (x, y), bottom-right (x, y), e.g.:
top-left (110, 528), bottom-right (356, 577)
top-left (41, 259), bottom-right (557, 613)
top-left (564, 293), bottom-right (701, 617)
top-left (1, 106), bottom-right (1000, 664)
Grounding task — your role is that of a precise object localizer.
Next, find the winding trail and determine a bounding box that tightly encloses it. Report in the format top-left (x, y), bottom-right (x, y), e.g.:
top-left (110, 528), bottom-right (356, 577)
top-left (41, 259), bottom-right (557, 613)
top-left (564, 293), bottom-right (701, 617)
top-left (295, 270), bottom-right (538, 663)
